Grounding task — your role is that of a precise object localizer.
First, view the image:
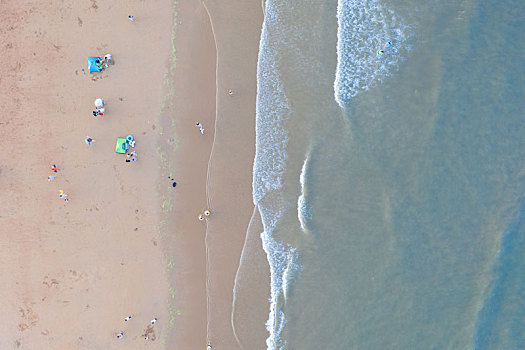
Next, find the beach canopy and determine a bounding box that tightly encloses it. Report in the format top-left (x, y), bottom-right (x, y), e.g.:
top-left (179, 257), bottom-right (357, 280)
top-left (88, 57), bottom-right (103, 73)
top-left (94, 98), bottom-right (105, 107)
top-left (115, 138), bottom-right (128, 154)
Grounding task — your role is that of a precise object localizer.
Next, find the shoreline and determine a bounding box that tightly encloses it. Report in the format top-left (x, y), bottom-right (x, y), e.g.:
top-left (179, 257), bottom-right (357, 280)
top-left (163, 0), bottom-right (268, 348)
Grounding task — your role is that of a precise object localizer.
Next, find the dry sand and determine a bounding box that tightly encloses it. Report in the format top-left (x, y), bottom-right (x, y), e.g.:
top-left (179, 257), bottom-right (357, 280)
top-left (0, 0), bottom-right (174, 348)
top-left (0, 0), bottom-right (267, 348)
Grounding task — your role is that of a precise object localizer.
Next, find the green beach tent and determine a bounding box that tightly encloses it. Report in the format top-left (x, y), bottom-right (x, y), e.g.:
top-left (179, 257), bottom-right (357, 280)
top-left (115, 138), bottom-right (128, 154)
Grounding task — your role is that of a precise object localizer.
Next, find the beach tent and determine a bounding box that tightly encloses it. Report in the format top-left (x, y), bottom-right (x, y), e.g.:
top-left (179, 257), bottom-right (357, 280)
top-left (88, 57), bottom-right (103, 73)
top-left (115, 138), bottom-right (128, 154)
top-left (94, 98), bottom-right (105, 107)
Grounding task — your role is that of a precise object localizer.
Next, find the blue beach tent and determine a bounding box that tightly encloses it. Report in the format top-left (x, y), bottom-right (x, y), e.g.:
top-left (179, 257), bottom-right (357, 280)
top-left (88, 57), bottom-right (103, 73)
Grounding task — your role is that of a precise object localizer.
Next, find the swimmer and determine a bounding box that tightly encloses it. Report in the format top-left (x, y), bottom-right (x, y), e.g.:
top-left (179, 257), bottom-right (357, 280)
top-left (377, 50), bottom-right (384, 56)
top-left (386, 41), bottom-right (392, 47)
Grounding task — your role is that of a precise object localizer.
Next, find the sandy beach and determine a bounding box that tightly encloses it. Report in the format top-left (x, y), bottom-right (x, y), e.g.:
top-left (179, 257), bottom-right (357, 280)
top-left (0, 0), bottom-right (266, 348)
top-left (160, 0), bottom-right (267, 348)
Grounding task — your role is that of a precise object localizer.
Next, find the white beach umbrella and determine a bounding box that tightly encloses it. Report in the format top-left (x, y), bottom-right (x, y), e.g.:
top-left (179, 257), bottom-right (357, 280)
top-left (94, 98), bottom-right (105, 107)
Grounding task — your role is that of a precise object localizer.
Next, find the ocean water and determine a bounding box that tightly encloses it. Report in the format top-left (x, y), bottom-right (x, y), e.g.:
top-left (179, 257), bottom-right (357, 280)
top-left (250, 0), bottom-right (525, 348)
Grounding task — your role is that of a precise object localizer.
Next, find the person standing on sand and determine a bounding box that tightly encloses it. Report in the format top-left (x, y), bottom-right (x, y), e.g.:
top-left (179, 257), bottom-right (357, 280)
top-left (151, 318), bottom-right (157, 324)
top-left (51, 164), bottom-right (58, 173)
top-left (85, 136), bottom-right (95, 146)
top-left (124, 315), bottom-right (132, 321)
top-left (128, 15), bottom-right (136, 22)
top-left (117, 332), bottom-right (124, 339)
top-left (59, 190), bottom-right (69, 202)
top-left (104, 54), bottom-right (113, 66)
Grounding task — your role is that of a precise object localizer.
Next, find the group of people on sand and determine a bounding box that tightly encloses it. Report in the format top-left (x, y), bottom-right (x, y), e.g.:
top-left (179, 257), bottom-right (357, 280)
top-left (116, 315), bottom-right (158, 341)
top-left (93, 54), bottom-right (113, 72)
top-left (48, 164), bottom-right (70, 202)
top-left (125, 150), bottom-right (138, 163)
top-left (92, 98), bottom-right (105, 118)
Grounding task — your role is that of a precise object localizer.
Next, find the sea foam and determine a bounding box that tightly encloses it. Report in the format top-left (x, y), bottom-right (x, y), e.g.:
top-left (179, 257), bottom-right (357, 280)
top-left (297, 152), bottom-right (313, 234)
top-left (334, 0), bottom-right (410, 107)
top-left (253, 1), bottom-right (303, 348)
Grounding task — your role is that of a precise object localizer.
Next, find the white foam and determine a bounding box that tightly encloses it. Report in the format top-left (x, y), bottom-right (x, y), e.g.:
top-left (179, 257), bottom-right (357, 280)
top-left (334, 0), bottom-right (410, 107)
top-left (253, 1), bottom-right (297, 346)
top-left (297, 152), bottom-right (313, 234)
top-left (252, 7), bottom-right (290, 205)
top-left (258, 204), bottom-right (300, 350)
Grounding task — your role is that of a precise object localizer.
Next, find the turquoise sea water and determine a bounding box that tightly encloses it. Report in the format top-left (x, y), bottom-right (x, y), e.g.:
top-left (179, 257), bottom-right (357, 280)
top-left (249, 0), bottom-right (525, 348)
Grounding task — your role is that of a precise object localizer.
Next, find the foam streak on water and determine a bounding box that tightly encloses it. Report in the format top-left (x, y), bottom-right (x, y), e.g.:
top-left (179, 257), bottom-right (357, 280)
top-left (334, 0), bottom-right (409, 107)
top-left (297, 151), bottom-right (313, 234)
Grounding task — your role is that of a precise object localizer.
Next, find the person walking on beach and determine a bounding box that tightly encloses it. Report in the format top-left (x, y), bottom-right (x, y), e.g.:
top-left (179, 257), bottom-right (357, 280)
top-left (85, 136), bottom-right (95, 146)
top-left (117, 332), bottom-right (124, 339)
top-left (195, 122), bottom-right (205, 135)
top-left (151, 318), bottom-right (157, 324)
top-left (128, 15), bottom-right (136, 22)
top-left (124, 315), bottom-right (132, 321)
top-left (51, 164), bottom-right (58, 173)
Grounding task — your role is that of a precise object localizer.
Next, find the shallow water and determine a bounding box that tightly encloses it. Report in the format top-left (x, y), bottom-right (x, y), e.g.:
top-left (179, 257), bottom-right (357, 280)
top-left (247, 0), bottom-right (525, 348)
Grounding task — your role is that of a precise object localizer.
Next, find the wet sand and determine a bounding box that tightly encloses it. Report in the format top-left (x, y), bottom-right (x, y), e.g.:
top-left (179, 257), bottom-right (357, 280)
top-left (162, 0), bottom-right (269, 348)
